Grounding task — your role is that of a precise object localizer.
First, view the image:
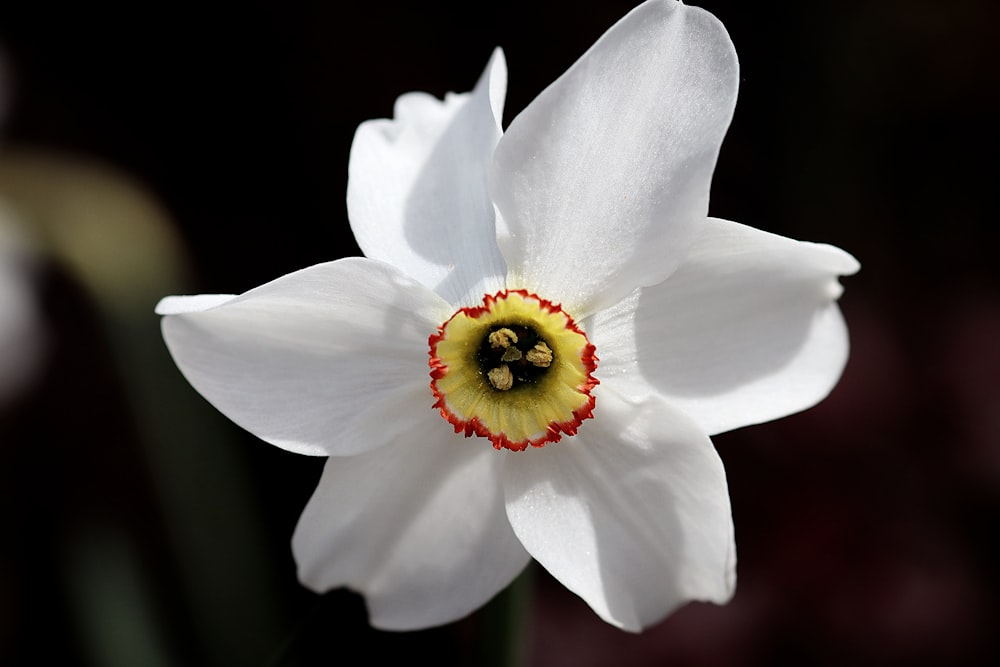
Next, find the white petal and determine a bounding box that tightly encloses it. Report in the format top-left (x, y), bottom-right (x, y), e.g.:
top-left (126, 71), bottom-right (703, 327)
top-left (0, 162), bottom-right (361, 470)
top-left (491, 0), bottom-right (739, 316)
top-left (154, 293), bottom-right (237, 315)
top-left (503, 388), bottom-right (735, 632)
top-left (347, 49), bottom-right (508, 308)
top-left (591, 218), bottom-right (859, 435)
top-left (293, 431), bottom-right (531, 630)
top-left (159, 258), bottom-right (453, 456)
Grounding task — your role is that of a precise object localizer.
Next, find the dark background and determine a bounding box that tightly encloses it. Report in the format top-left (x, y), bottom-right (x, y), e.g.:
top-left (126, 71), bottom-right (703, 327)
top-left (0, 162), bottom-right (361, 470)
top-left (1, 1), bottom-right (998, 665)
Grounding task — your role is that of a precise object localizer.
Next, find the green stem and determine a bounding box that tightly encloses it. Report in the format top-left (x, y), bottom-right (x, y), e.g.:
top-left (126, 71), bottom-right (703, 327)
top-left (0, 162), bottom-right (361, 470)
top-left (479, 564), bottom-right (535, 667)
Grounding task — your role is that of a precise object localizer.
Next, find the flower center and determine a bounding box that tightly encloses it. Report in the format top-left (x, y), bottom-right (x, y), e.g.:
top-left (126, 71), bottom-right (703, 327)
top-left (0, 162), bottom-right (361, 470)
top-left (480, 325), bottom-right (553, 391)
top-left (429, 290), bottom-right (598, 452)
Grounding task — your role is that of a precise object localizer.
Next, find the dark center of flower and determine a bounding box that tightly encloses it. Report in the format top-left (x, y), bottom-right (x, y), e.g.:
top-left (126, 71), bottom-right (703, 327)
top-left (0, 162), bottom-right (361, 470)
top-left (476, 325), bottom-right (554, 391)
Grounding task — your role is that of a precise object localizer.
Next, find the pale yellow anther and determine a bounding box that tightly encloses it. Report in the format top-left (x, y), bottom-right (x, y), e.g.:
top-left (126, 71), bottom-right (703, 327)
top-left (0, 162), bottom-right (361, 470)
top-left (501, 347), bottom-right (523, 363)
top-left (526, 342), bottom-right (553, 368)
top-left (489, 328), bottom-right (518, 349)
top-left (487, 365), bottom-right (514, 391)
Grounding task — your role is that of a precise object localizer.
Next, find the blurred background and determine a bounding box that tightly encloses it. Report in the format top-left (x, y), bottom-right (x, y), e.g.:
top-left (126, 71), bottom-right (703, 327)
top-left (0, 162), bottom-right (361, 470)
top-left (0, 0), bottom-right (997, 665)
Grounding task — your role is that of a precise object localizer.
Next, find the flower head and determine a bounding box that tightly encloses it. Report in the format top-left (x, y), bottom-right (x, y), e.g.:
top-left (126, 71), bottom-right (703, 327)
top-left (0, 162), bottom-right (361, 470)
top-left (157, 0), bottom-right (858, 631)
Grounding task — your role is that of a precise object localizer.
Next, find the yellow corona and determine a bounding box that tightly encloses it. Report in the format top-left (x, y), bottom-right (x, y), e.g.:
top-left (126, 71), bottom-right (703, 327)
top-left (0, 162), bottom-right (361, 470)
top-left (429, 290), bottom-right (598, 451)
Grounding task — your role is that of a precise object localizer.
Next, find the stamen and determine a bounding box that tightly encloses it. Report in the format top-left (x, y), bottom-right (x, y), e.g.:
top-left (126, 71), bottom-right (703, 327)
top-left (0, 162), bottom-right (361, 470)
top-left (526, 342), bottom-right (553, 367)
top-left (489, 328), bottom-right (518, 349)
top-left (501, 347), bottom-right (523, 363)
top-left (488, 365), bottom-right (514, 391)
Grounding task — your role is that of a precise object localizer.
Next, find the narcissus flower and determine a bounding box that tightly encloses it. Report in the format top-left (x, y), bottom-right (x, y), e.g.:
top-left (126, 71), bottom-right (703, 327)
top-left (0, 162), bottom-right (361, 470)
top-left (0, 57), bottom-right (43, 405)
top-left (0, 207), bottom-right (43, 405)
top-left (157, 0), bottom-right (858, 631)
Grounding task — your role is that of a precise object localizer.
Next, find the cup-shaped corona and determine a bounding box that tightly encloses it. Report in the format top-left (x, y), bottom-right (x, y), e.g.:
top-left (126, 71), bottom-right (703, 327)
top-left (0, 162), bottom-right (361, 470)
top-left (429, 290), bottom-right (598, 451)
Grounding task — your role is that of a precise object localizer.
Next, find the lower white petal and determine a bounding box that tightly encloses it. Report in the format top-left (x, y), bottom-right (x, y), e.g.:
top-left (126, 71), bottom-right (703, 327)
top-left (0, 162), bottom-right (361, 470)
top-left (293, 428), bottom-right (531, 630)
top-left (590, 218), bottom-right (859, 436)
top-left (159, 258), bottom-right (452, 456)
top-left (503, 388), bottom-right (735, 632)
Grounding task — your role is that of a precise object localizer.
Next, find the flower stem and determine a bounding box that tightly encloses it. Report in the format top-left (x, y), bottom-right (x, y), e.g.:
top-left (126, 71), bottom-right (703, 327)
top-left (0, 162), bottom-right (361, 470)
top-left (477, 564), bottom-right (535, 667)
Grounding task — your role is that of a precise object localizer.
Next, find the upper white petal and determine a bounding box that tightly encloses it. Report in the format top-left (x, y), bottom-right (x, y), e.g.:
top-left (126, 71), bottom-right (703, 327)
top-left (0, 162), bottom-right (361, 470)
top-left (348, 49), bottom-right (508, 308)
top-left (293, 430), bottom-right (531, 630)
top-left (159, 258), bottom-right (453, 456)
top-left (491, 0), bottom-right (739, 317)
top-left (503, 388), bottom-right (735, 632)
top-left (590, 218), bottom-right (860, 435)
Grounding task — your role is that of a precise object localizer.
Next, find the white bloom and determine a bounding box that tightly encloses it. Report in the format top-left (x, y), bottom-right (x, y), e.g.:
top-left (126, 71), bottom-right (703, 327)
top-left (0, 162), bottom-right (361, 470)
top-left (0, 51), bottom-right (43, 404)
top-left (0, 206), bottom-right (43, 406)
top-left (157, 0), bottom-right (858, 632)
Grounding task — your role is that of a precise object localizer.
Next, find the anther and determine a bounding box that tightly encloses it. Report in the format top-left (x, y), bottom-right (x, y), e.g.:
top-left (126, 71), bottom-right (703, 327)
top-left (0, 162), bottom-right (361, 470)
top-left (526, 342), bottom-right (553, 367)
top-left (488, 365), bottom-right (514, 390)
top-left (489, 328), bottom-right (518, 349)
top-left (501, 347), bottom-right (523, 362)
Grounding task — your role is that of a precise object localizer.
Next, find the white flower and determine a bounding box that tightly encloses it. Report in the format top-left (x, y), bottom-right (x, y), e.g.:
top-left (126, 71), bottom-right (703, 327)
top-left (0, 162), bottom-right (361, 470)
top-left (0, 52), bottom-right (43, 404)
top-left (0, 205), bottom-right (43, 406)
top-left (157, 0), bottom-right (858, 632)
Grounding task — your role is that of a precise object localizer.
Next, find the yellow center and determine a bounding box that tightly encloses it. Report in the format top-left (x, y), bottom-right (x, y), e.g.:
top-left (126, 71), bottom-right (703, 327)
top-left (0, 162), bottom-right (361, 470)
top-left (429, 290), bottom-right (598, 451)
